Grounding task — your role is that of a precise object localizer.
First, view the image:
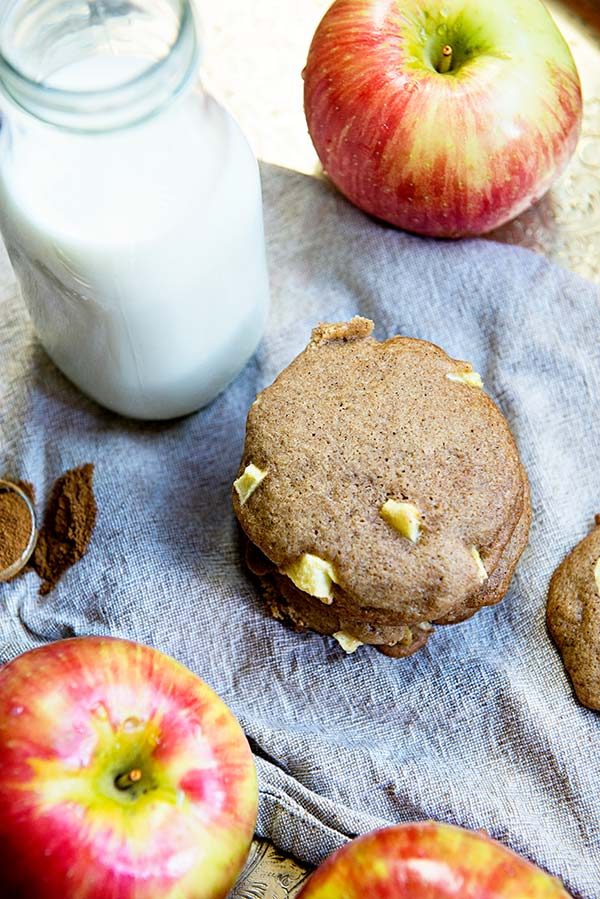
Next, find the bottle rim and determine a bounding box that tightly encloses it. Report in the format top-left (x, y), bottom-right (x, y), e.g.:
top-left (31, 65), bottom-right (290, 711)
top-left (0, 0), bottom-right (200, 132)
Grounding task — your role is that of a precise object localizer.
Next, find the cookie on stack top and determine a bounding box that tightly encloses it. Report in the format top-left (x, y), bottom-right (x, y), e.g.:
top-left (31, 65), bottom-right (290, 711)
top-left (233, 318), bottom-right (530, 658)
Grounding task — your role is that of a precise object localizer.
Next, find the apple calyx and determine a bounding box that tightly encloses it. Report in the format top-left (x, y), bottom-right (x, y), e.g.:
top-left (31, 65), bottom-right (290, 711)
top-left (437, 44), bottom-right (453, 73)
top-left (115, 768), bottom-right (143, 791)
top-left (92, 713), bottom-right (167, 805)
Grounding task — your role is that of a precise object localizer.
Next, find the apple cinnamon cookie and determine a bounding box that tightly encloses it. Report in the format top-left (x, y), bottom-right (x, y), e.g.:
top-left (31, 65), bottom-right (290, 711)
top-left (547, 516), bottom-right (600, 710)
top-left (233, 318), bottom-right (530, 657)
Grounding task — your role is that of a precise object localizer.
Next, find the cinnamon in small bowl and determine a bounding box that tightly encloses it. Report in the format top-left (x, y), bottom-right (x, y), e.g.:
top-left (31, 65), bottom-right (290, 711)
top-left (0, 480), bottom-right (37, 582)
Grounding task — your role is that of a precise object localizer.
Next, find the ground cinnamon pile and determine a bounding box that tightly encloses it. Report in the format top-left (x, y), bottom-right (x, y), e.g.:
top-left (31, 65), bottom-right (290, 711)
top-left (0, 489), bottom-right (32, 571)
top-left (32, 464), bottom-right (97, 595)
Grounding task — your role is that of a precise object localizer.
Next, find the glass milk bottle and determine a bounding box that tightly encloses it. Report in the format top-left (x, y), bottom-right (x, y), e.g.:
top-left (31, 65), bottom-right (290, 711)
top-left (0, 0), bottom-right (270, 419)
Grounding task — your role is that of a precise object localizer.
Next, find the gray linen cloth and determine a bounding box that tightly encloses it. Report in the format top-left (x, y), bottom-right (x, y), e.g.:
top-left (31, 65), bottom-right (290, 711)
top-left (1, 163), bottom-right (599, 898)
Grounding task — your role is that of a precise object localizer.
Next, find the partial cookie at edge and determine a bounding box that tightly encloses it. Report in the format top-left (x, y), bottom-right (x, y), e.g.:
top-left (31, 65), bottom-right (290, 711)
top-left (547, 515), bottom-right (600, 710)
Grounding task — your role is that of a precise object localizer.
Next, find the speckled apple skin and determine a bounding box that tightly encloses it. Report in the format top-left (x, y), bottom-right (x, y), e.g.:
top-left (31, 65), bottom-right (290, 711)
top-left (0, 637), bottom-right (258, 899)
top-left (304, 0), bottom-right (582, 238)
top-left (297, 822), bottom-right (571, 898)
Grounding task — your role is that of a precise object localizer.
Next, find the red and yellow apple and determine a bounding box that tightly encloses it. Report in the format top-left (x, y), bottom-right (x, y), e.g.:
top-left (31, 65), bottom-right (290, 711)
top-left (297, 822), bottom-right (571, 897)
top-left (0, 637), bottom-right (258, 899)
top-left (304, 0), bottom-right (582, 237)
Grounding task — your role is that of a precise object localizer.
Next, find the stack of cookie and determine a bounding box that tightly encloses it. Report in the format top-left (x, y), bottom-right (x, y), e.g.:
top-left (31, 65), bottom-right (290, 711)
top-left (233, 318), bottom-right (530, 657)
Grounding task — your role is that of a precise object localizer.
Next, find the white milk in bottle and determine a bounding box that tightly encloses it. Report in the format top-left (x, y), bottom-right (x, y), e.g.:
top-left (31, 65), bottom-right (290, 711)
top-left (0, 1), bottom-right (270, 419)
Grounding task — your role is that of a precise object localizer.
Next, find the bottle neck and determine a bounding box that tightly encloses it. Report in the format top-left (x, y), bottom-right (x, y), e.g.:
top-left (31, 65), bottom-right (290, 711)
top-left (0, 0), bottom-right (200, 133)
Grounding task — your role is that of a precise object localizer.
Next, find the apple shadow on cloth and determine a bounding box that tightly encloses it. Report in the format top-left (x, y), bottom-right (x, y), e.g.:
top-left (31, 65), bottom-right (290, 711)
top-left (312, 161), bottom-right (561, 255)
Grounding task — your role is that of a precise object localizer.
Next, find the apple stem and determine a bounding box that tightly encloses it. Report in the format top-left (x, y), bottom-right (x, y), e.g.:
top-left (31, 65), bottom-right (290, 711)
top-left (438, 45), bottom-right (453, 74)
top-left (115, 769), bottom-right (142, 790)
